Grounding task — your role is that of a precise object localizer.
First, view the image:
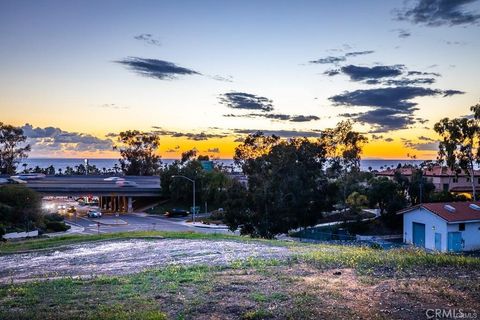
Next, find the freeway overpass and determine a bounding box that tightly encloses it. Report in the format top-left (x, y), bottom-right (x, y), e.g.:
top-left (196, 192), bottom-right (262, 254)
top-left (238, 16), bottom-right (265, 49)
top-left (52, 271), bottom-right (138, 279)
top-left (3, 175), bottom-right (161, 213)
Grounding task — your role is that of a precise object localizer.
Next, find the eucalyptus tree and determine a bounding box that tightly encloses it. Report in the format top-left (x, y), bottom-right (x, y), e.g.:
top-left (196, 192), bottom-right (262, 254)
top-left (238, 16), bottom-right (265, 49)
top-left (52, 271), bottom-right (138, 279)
top-left (115, 130), bottom-right (161, 176)
top-left (0, 122), bottom-right (30, 174)
top-left (434, 103), bottom-right (480, 201)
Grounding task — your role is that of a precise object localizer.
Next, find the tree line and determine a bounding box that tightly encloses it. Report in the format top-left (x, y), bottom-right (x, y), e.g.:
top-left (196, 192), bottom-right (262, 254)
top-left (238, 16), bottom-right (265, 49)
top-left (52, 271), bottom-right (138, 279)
top-left (1, 101), bottom-right (479, 238)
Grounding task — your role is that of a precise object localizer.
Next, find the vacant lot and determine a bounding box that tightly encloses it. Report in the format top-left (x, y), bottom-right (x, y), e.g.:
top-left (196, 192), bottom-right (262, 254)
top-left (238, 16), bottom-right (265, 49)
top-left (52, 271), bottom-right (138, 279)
top-left (0, 232), bottom-right (479, 319)
top-left (0, 238), bottom-right (291, 283)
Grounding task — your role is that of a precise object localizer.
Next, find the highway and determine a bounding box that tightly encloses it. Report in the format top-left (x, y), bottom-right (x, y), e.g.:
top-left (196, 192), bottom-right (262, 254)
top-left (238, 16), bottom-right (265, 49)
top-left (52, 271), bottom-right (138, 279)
top-left (17, 175), bottom-right (161, 196)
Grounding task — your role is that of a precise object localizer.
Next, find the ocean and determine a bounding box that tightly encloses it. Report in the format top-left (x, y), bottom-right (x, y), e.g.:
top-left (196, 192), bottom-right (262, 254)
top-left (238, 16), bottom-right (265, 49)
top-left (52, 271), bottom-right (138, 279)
top-left (19, 158), bottom-right (426, 173)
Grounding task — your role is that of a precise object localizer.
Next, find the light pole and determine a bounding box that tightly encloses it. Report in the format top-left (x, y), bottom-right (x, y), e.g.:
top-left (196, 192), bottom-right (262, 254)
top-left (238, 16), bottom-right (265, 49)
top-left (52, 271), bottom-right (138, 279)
top-left (172, 175), bottom-right (196, 223)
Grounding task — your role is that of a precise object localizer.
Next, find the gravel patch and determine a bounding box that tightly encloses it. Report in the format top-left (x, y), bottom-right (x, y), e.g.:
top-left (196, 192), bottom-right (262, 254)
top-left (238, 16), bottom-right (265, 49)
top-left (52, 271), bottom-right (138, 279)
top-left (0, 239), bottom-right (292, 283)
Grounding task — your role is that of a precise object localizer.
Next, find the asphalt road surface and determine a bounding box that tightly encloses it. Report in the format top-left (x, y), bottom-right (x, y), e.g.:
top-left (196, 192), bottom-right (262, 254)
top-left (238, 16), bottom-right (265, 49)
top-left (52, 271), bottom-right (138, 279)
top-left (66, 213), bottom-right (233, 235)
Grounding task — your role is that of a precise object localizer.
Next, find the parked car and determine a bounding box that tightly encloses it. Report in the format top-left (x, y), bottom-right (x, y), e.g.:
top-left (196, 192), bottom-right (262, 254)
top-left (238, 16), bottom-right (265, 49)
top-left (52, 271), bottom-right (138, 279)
top-left (116, 180), bottom-right (137, 187)
top-left (87, 209), bottom-right (102, 218)
top-left (0, 178), bottom-right (8, 185)
top-left (67, 206), bottom-right (76, 214)
top-left (57, 205), bottom-right (66, 214)
top-left (164, 208), bottom-right (190, 217)
top-left (103, 177), bottom-right (125, 181)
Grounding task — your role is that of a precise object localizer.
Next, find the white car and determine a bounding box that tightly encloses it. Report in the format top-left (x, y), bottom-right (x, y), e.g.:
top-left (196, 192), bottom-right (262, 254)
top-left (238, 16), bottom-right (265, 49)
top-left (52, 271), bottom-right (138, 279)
top-left (116, 180), bottom-right (137, 187)
top-left (11, 173), bottom-right (46, 180)
top-left (103, 177), bottom-right (125, 182)
top-left (87, 209), bottom-right (102, 218)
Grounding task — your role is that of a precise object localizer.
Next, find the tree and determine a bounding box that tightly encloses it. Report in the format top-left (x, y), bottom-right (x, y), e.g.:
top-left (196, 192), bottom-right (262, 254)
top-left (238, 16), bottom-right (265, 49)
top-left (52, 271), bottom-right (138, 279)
top-left (346, 191), bottom-right (368, 214)
top-left (0, 185), bottom-right (42, 232)
top-left (0, 122), bottom-right (30, 174)
top-left (321, 121), bottom-right (368, 202)
top-left (115, 130), bottom-right (161, 175)
top-left (434, 103), bottom-right (480, 200)
top-left (407, 169), bottom-right (435, 204)
top-left (229, 134), bottom-right (334, 238)
top-left (368, 177), bottom-right (407, 216)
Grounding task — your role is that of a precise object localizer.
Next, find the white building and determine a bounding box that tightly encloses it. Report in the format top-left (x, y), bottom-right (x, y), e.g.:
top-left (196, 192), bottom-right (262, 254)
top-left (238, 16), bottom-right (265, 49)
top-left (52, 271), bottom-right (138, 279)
top-left (398, 202), bottom-right (480, 252)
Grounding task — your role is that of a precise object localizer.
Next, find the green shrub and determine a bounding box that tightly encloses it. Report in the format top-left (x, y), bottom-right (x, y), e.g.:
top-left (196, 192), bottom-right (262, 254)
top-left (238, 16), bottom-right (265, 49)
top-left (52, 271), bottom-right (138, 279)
top-left (44, 213), bottom-right (64, 222)
top-left (45, 221), bottom-right (70, 232)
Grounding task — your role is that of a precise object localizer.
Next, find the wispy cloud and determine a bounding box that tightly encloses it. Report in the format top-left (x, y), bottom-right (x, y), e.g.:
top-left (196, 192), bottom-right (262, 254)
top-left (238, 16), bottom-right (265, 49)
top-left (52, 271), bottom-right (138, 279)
top-left (115, 57), bottom-right (201, 80)
top-left (392, 28), bottom-right (412, 38)
top-left (150, 127), bottom-right (227, 140)
top-left (98, 103), bottom-right (129, 110)
top-left (233, 129), bottom-right (322, 138)
top-left (134, 33), bottom-right (161, 46)
top-left (395, 0), bottom-right (480, 26)
top-left (224, 113), bottom-right (319, 122)
top-left (309, 50), bottom-right (374, 65)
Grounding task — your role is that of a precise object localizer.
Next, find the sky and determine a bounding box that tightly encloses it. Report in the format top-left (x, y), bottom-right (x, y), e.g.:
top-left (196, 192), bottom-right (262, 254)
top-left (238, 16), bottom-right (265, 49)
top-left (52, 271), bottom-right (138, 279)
top-left (1, 0), bottom-right (479, 159)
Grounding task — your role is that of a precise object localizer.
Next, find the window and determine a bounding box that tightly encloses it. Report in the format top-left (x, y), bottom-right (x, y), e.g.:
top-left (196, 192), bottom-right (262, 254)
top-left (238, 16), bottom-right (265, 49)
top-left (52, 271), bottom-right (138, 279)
top-left (478, 178), bottom-right (480, 184)
top-left (466, 177), bottom-right (471, 182)
top-left (443, 184), bottom-right (449, 192)
top-left (459, 223), bottom-right (465, 231)
top-left (452, 177), bottom-right (458, 183)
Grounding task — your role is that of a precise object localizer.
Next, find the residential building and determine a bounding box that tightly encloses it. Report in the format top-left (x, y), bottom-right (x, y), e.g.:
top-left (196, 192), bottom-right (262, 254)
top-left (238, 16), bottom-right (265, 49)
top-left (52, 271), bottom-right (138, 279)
top-left (376, 166), bottom-right (480, 195)
top-left (398, 202), bottom-right (480, 252)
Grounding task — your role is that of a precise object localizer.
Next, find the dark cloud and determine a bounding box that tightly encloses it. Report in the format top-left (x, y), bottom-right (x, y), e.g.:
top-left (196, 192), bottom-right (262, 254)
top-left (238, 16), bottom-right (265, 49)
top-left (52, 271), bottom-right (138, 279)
top-left (233, 129), bottom-right (322, 138)
top-left (21, 124), bottom-right (113, 152)
top-left (115, 57), bottom-right (201, 80)
top-left (382, 77), bottom-right (436, 86)
top-left (290, 115), bottom-right (321, 122)
top-left (443, 89), bottom-right (465, 96)
top-left (407, 70), bottom-right (441, 77)
top-left (330, 86), bottom-right (464, 132)
top-left (170, 132), bottom-right (227, 141)
top-left (219, 92), bottom-right (274, 112)
top-left (205, 148), bottom-right (220, 153)
top-left (385, 137), bottom-right (395, 142)
top-left (344, 50), bottom-right (375, 57)
top-left (224, 113), bottom-right (319, 122)
top-left (323, 69), bottom-right (341, 76)
top-left (418, 135), bottom-right (435, 141)
top-left (396, 0), bottom-right (480, 26)
top-left (134, 33), bottom-right (161, 46)
top-left (371, 134), bottom-right (384, 140)
top-left (404, 140), bottom-right (439, 151)
top-left (150, 127), bottom-right (227, 141)
top-left (340, 65), bottom-right (404, 81)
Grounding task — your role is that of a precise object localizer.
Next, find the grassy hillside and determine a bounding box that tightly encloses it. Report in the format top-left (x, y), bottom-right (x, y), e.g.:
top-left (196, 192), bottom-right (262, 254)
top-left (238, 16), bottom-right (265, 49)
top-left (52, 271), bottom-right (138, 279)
top-left (0, 232), bottom-right (479, 319)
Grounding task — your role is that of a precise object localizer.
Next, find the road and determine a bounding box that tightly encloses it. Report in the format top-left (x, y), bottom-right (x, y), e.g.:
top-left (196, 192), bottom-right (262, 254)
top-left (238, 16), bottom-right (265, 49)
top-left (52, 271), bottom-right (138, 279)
top-left (65, 213), bottom-right (234, 235)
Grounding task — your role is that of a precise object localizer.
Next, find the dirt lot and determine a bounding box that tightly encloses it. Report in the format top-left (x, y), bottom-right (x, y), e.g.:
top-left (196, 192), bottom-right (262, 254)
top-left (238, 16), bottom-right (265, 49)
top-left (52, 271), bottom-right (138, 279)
top-left (0, 235), bottom-right (479, 319)
top-left (0, 238), bottom-right (291, 283)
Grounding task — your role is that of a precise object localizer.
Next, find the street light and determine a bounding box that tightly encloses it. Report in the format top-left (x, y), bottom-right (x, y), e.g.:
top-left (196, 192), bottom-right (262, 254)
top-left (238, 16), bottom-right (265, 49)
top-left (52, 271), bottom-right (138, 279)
top-left (171, 175), bottom-right (196, 223)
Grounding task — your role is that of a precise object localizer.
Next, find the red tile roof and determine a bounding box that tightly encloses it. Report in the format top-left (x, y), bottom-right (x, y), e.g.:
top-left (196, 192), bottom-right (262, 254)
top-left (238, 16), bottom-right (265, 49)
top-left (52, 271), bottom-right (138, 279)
top-left (398, 202), bottom-right (480, 222)
top-left (376, 165), bottom-right (480, 177)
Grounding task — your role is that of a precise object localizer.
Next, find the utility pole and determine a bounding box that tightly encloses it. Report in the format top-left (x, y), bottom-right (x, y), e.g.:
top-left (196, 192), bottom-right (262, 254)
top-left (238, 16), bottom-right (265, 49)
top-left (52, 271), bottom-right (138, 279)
top-left (172, 175), bottom-right (196, 223)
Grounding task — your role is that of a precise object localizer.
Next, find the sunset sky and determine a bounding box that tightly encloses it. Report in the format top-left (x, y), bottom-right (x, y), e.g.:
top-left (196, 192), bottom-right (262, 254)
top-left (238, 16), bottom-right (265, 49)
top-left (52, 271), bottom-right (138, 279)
top-left (1, 0), bottom-right (479, 159)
